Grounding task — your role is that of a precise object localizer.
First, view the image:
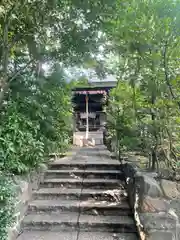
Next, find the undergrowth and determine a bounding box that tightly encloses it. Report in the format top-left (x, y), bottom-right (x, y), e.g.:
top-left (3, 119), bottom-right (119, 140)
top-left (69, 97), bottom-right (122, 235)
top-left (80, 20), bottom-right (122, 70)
top-left (0, 174), bottom-right (16, 240)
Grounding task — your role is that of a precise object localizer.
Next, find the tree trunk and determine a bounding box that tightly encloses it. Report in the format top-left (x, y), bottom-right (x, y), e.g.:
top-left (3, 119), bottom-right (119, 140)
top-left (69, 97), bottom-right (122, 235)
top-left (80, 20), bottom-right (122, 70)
top-left (163, 42), bottom-right (180, 110)
top-left (150, 80), bottom-right (158, 170)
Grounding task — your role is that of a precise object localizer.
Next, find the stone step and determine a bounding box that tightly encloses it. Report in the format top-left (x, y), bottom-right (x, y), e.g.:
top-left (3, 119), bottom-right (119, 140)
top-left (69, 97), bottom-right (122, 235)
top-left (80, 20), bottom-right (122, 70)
top-left (17, 231), bottom-right (78, 240)
top-left (23, 213), bottom-right (136, 233)
top-left (79, 215), bottom-right (136, 232)
top-left (45, 169), bottom-right (123, 180)
top-left (33, 188), bottom-right (127, 201)
top-left (81, 188), bottom-right (127, 199)
top-left (19, 146), bottom-right (138, 239)
top-left (41, 178), bottom-right (124, 189)
top-left (49, 161), bottom-right (120, 171)
top-left (33, 188), bottom-right (81, 200)
top-left (78, 232), bottom-right (139, 240)
top-left (28, 199), bottom-right (131, 215)
top-left (23, 212), bottom-right (78, 231)
top-left (80, 199), bottom-right (132, 216)
top-left (17, 231), bottom-right (138, 240)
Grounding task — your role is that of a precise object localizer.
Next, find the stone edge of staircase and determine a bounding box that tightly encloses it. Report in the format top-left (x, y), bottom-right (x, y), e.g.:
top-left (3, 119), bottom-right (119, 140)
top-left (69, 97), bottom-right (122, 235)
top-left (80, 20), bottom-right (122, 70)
top-left (121, 161), bottom-right (179, 240)
top-left (8, 164), bottom-right (48, 240)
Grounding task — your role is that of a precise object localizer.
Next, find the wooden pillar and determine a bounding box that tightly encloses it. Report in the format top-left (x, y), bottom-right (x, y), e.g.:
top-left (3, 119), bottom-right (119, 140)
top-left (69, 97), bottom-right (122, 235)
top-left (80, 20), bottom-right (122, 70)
top-left (85, 93), bottom-right (89, 139)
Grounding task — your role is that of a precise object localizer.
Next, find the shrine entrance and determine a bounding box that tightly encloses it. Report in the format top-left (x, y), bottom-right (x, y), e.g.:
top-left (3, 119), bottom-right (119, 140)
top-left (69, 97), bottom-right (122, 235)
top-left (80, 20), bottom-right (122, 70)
top-left (77, 111), bottom-right (100, 131)
top-left (72, 86), bottom-right (113, 145)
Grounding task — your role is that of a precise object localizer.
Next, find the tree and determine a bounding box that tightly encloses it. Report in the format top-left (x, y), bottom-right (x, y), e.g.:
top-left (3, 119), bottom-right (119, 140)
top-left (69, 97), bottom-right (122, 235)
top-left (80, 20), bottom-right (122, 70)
top-left (0, 0), bottom-right (115, 105)
top-left (104, 0), bottom-right (180, 172)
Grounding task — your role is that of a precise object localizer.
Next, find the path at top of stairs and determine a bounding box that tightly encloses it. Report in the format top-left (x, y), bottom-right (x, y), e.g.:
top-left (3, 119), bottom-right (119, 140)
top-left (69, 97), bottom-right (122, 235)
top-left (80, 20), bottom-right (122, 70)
top-left (17, 145), bottom-right (139, 240)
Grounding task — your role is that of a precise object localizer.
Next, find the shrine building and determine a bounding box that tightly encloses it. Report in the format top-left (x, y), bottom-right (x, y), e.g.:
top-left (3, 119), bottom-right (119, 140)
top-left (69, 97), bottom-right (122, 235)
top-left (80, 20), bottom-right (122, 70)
top-left (72, 81), bottom-right (116, 146)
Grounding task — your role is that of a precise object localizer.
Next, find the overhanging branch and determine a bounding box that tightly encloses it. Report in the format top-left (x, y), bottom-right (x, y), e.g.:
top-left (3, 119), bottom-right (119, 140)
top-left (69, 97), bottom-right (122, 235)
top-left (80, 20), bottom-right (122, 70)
top-left (163, 41), bottom-right (180, 110)
top-left (0, 59), bottom-right (35, 107)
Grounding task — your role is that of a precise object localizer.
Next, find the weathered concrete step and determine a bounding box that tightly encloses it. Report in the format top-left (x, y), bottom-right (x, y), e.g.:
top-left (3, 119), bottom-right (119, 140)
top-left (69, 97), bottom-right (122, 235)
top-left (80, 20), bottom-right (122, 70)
top-left (33, 188), bottom-right (127, 201)
top-left (33, 188), bottom-right (81, 200)
top-left (17, 231), bottom-right (138, 240)
top-left (49, 161), bottom-right (120, 170)
top-left (23, 213), bottom-right (136, 233)
top-left (78, 151), bottom-right (110, 157)
top-left (45, 169), bottom-right (123, 179)
top-left (17, 231), bottom-right (78, 240)
top-left (81, 188), bottom-right (128, 203)
top-left (81, 188), bottom-right (127, 198)
top-left (41, 178), bottom-right (83, 188)
top-left (78, 232), bottom-right (138, 240)
top-left (28, 200), bottom-right (79, 213)
top-left (80, 199), bottom-right (132, 216)
top-left (83, 178), bottom-right (125, 190)
top-left (23, 213), bottom-right (78, 231)
top-left (28, 199), bottom-right (131, 215)
top-left (78, 215), bottom-right (136, 233)
top-left (41, 178), bottom-right (124, 189)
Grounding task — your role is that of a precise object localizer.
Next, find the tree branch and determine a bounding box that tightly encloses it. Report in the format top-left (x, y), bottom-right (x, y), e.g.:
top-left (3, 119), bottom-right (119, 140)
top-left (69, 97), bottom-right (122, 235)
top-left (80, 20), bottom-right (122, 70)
top-left (0, 59), bottom-right (35, 107)
top-left (163, 41), bottom-right (180, 110)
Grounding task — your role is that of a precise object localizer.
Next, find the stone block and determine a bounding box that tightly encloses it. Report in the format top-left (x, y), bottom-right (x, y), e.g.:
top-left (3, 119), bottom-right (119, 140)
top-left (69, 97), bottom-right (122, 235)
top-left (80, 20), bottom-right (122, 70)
top-left (160, 179), bottom-right (180, 199)
top-left (141, 196), bottom-right (169, 213)
top-left (8, 166), bottom-right (47, 240)
top-left (147, 230), bottom-right (175, 240)
top-left (140, 212), bottom-right (177, 231)
top-left (120, 158), bottom-right (180, 240)
top-left (168, 200), bottom-right (180, 224)
top-left (175, 225), bottom-right (180, 240)
top-left (19, 180), bottom-right (31, 203)
top-left (135, 174), bottom-right (163, 198)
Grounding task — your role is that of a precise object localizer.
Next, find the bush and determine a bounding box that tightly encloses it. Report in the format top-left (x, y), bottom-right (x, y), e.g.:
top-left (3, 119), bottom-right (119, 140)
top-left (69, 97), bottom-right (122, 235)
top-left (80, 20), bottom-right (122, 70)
top-left (0, 69), bottom-right (72, 174)
top-left (0, 103), bottom-right (44, 174)
top-left (0, 173), bottom-right (16, 240)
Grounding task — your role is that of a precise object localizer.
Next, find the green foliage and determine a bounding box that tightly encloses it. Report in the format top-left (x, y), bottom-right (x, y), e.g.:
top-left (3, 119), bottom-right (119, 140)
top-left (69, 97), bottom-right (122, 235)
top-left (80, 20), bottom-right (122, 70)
top-left (71, 77), bottom-right (90, 88)
top-left (107, 82), bottom-right (141, 154)
top-left (105, 0), bottom-right (180, 171)
top-left (0, 173), bottom-right (16, 240)
top-left (0, 68), bottom-right (72, 174)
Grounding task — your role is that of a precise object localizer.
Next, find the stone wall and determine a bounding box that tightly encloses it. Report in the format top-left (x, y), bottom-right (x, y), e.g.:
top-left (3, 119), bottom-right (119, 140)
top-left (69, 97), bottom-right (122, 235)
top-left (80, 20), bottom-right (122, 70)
top-left (122, 162), bottom-right (180, 240)
top-left (8, 164), bottom-right (47, 240)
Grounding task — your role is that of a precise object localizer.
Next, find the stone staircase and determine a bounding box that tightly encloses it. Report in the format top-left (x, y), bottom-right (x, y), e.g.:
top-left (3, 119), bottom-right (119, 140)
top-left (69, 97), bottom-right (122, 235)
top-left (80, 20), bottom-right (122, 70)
top-left (18, 146), bottom-right (139, 240)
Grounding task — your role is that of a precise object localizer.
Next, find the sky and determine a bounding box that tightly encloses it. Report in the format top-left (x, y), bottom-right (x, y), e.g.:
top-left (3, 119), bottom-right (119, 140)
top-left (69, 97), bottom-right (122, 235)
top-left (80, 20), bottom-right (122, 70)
top-left (42, 63), bottom-right (117, 83)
